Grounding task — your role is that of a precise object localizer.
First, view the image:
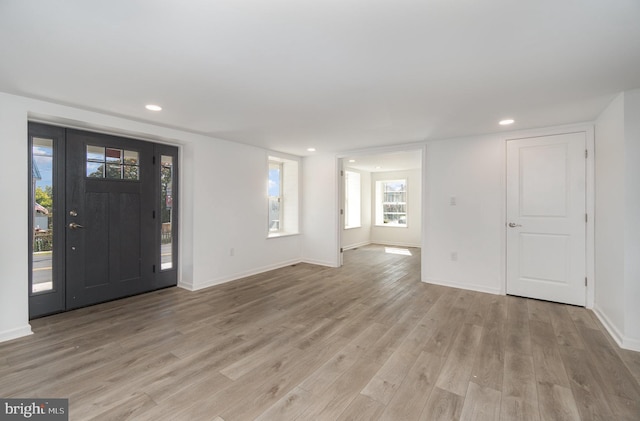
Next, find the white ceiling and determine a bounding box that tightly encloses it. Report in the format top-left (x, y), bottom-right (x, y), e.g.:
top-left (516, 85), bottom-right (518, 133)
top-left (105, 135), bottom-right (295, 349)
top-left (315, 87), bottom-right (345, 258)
top-left (343, 150), bottom-right (422, 173)
top-left (1, 1), bottom-right (639, 157)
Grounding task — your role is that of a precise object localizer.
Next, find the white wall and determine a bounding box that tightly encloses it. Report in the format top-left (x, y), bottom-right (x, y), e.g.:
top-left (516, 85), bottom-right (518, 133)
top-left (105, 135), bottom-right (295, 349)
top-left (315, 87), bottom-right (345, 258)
top-left (0, 92), bottom-right (303, 342)
top-left (0, 99), bottom-right (31, 342)
top-left (370, 169), bottom-right (422, 247)
top-left (302, 154), bottom-right (340, 267)
top-left (589, 89), bottom-right (640, 351)
top-left (422, 135), bottom-right (504, 294)
top-left (623, 89), bottom-right (640, 346)
top-left (594, 93), bottom-right (626, 339)
top-left (342, 168), bottom-right (371, 250)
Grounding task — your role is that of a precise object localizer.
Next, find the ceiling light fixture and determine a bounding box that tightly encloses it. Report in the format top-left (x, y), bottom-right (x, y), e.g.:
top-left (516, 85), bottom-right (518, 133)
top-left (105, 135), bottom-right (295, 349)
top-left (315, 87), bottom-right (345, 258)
top-left (499, 119), bottom-right (514, 125)
top-left (348, 159), bottom-right (356, 163)
top-left (145, 104), bottom-right (162, 111)
top-left (307, 147), bottom-right (316, 152)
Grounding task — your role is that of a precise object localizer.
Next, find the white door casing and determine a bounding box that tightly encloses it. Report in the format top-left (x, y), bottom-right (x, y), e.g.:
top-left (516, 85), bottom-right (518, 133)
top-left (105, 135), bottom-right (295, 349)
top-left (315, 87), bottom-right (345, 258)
top-left (506, 132), bottom-right (586, 306)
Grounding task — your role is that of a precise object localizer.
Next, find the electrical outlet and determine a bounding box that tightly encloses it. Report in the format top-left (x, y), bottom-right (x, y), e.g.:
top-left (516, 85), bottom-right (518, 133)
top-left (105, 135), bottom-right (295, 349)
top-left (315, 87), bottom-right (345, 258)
top-left (450, 252), bottom-right (458, 261)
top-left (450, 196), bottom-right (457, 206)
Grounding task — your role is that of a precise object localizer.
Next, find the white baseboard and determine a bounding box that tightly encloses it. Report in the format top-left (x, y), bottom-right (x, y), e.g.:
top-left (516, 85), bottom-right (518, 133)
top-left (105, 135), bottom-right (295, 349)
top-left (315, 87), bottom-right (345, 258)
top-left (183, 259), bottom-right (303, 291)
top-left (593, 306), bottom-right (640, 352)
top-left (302, 258), bottom-right (340, 268)
top-left (0, 325), bottom-right (33, 343)
top-left (374, 241), bottom-right (421, 248)
top-left (342, 241), bottom-right (371, 251)
top-left (422, 277), bottom-right (502, 296)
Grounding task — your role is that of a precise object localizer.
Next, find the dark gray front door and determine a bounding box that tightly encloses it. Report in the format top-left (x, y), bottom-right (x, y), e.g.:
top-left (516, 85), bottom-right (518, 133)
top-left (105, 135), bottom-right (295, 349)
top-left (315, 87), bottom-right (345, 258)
top-left (65, 130), bottom-right (156, 310)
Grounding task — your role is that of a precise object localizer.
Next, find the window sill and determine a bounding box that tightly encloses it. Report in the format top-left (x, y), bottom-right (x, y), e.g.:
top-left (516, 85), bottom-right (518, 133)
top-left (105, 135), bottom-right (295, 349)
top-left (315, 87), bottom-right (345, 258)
top-left (267, 232), bottom-right (300, 239)
top-left (344, 226), bottom-right (362, 230)
top-left (374, 224), bottom-right (408, 228)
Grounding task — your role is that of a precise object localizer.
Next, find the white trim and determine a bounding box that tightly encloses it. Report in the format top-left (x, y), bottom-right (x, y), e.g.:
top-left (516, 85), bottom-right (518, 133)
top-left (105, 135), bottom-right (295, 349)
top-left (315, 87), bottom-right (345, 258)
top-left (593, 306), bottom-right (640, 352)
top-left (342, 241), bottom-right (371, 251)
top-left (422, 277), bottom-right (502, 296)
top-left (0, 325), bottom-right (33, 343)
top-left (180, 258), bottom-right (303, 291)
top-left (374, 241), bottom-right (421, 248)
top-left (303, 258), bottom-right (341, 268)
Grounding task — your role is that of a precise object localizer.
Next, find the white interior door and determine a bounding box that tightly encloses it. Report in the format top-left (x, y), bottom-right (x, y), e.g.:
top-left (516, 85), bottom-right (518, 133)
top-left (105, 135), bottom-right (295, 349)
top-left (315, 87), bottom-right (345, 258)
top-left (506, 132), bottom-right (586, 306)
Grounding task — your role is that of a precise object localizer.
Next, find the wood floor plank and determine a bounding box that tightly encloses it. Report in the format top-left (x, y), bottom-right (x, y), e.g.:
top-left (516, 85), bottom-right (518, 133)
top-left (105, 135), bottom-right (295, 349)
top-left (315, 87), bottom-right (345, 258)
top-left (378, 351), bottom-right (445, 421)
top-left (505, 295), bottom-right (532, 356)
top-left (469, 302), bottom-right (506, 392)
top-left (254, 386), bottom-right (313, 421)
top-left (459, 381), bottom-right (501, 421)
top-left (529, 320), bottom-right (571, 388)
top-left (500, 352), bottom-right (540, 421)
top-left (361, 314), bottom-right (438, 404)
top-left (577, 325), bottom-right (640, 402)
top-left (536, 382), bottom-right (581, 421)
top-left (420, 386), bottom-right (465, 421)
top-left (1, 245), bottom-right (638, 420)
top-left (558, 344), bottom-right (615, 420)
top-left (336, 394), bottom-right (385, 421)
top-left (435, 323), bottom-right (483, 396)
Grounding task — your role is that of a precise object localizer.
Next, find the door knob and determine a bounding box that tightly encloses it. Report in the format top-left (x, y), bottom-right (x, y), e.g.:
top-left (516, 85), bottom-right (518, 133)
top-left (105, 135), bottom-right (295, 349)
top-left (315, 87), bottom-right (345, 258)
top-left (508, 222), bottom-right (522, 228)
top-left (68, 222), bottom-right (85, 229)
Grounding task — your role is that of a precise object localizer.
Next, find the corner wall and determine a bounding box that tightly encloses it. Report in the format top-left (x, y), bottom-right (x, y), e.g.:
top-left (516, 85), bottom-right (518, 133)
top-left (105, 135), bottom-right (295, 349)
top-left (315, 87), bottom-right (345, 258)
top-left (593, 89), bottom-right (640, 351)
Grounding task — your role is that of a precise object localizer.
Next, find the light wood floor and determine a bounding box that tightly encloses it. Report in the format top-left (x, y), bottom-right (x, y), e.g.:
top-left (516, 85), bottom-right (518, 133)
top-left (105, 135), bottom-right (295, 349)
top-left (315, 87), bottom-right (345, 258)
top-left (1, 245), bottom-right (639, 420)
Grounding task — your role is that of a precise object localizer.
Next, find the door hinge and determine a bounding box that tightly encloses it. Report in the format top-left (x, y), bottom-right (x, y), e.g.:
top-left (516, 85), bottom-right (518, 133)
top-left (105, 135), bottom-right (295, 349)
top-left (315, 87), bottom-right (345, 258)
top-left (153, 155), bottom-right (156, 165)
top-left (340, 170), bottom-right (344, 176)
top-left (585, 149), bottom-right (588, 159)
top-left (340, 209), bottom-right (344, 215)
top-left (585, 213), bottom-right (588, 223)
top-left (153, 264), bottom-right (156, 273)
top-left (585, 277), bottom-right (587, 286)
top-left (340, 247), bottom-right (344, 253)
top-left (153, 210), bottom-right (156, 219)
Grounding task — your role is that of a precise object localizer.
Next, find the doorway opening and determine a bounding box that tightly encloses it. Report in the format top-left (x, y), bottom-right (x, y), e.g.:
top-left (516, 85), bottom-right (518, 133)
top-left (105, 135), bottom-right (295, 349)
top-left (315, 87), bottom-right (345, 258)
top-left (339, 148), bottom-right (423, 271)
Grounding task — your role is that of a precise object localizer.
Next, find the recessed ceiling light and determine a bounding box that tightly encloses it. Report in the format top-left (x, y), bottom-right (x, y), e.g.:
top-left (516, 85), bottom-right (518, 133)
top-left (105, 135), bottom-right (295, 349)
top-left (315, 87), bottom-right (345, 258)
top-left (499, 119), bottom-right (514, 125)
top-left (145, 104), bottom-right (162, 111)
top-left (348, 159), bottom-right (356, 163)
top-left (375, 166), bottom-right (382, 169)
top-left (307, 147), bottom-right (316, 152)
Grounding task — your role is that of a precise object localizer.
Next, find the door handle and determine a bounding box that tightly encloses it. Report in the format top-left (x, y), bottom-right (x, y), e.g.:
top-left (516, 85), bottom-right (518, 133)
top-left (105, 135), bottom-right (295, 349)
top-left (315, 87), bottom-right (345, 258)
top-left (508, 222), bottom-right (522, 228)
top-left (68, 222), bottom-right (85, 229)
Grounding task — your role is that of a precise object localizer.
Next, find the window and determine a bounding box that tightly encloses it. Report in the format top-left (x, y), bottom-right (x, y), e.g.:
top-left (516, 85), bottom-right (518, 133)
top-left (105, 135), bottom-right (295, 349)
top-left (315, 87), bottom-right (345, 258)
top-left (375, 179), bottom-right (407, 227)
top-left (86, 145), bottom-right (139, 180)
top-left (268, 155), bottom-right (299, 236)
top-left (344, 170), bottom-right (361, 229)
top-left (160, 155), bottom-right (174, 270)
top-left (268, 161), bottom-right (282, 232)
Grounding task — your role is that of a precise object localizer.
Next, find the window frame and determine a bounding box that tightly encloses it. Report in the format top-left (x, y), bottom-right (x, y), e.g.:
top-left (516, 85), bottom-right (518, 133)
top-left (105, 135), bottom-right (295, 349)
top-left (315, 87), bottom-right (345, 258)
top-left (375, 179), bottom-right (408, 227)
top-left (268, 160), bottom-right (283, 234)
top-left (267, 154), bottom-right (300, 238)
